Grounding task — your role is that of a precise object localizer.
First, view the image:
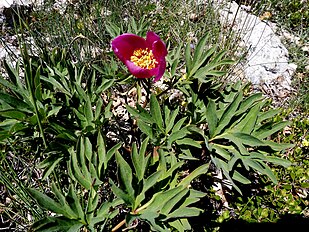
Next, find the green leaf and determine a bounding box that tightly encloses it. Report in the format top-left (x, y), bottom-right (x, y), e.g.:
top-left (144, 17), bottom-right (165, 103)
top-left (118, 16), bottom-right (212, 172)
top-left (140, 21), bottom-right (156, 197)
top-left (94, 98), bottom-right (103, 120)
top-left (233, 133), bottom-right (265, 147)
top-left (110, 179), bottom-right (134, 205)
top-left (132, 138), bottom-right (149, 182)
top-left (168, 127), bottom-right (189, 145)
top-left (215, 92), bottom-right (243, 136)
top-left (138, 211), bottom-right (163, 231)
top-left (84, 137), bottom-right (92, 162)
top-left (67, 185), bottom-right (85, 223)
top-left (140, 137), bottom-right (149, 159)
top-left (41, 76), bottom-right (72, 97)
top-left (257, 108), bottom-right (281, 124)
top-left (47, 106), bottom-right (62, 118)
top-left (211, 156), bottom-right (242, 194)
top-left (96, 78), bottom-right (114, 94)
top-left (160, 161), bottom-right (184, 182)
top-left (106, 143), bottom-right (122, 167)
top-left (262, 140), bottom-right (294, 151)
top-left (77, 66), bottom-right (85, 86)
top-left (179, 149), bottom-right (199, 160)
top-left (206, 99), bottom-right (217, 138)
top-left (161, 188), bottom-right (189, 215)
top-left (254, 121), bottom-right (290, 139)
top-left (238, 93), bottom-right (263, 114)
top-left (132, 143), bottom-right (142, 181)
top-left (232, 171), bottom-right (251, 184)
top-left (301, 182), bottom-right (309, 188)
top-left (140, 186), bottom-right (184, 214)
top-left (211, 50), bottom-right (227, 64)
top-left (265, 156), bottom-right (291, 168)
top-left (212, 144), bottom-right (231, 160)
top-left (144, 170), bottom-right (163, 193)
top-left (70, 148), bottom-right (92, 190)
top-left (0, 109), bottom-right (27, 120)
top-left (97, 132), bottom-right (121, 174)
top-left (181, 189), bottom-right (206, 207)
top-left (166, 207), bottom-right (203, 219)
top-left (0, 92), bottom-right (30, 109)
top-left (87, 189), bottom-right (99, 214)
top-left (50, 183), bottom-right (78, 219)
top-left (172, 117), bottom-right (187, 133)
top-left (193, 57), bottom-right (233, 80)
top-left (94, 198), bottom-right (122, 222)
top-left (217, 133), bottom-right (249, 155)
top-left (104, 100), bottom-right (113, 119)
top-left (150, 94), bottom-right (163, 131)
top-left (189, 46), bottom-right (216, 78)
top-left (228, 154), bottom-right (240, 171)
top-left (169, 219), bottom-right (186, 232)
top-left (3, 61), bottom-right (23, 89)
top-left (179, 163), bottom-right (209, 187)
top-left (176, 138), bottom-right (201, 148)
top-left (135, 170), bottom-right (163, 208)
top-left (137, 119), bottom-right (154, 139)
top-left (192, 34), bottom-right (209, 64)
top-left (97, 131), bottom-right (106, 175)
top-left (41, 157), bottom-right (63, 180)
top-left (262, 163), bottom-right (278, 184)
top-left (34, 69), bottom-right (42, 101)
top-left (51, 183), bottom-right (66, 206)
top-left (185, 42), bottom-right (192, 74)
top-left (115, 151), bottom-right (135, 202)
top-left (28, 189), bottom-right (68, 217)
top-left (31, 217), bottom-right (84, 232)
top-left (170, 45), bottom-right (182, 76)
top-left (78, 137), bottom-right (92, 184)
top-left (75, 83), bottom-right (87, 101)
top-left (164, 106), bottom-right (170, 130)
top-left (166, 107), bottom-right (179, 134)
top-left (126, 105), bottom-right (154, 124)
top-left (0, 75), bottom-right (20, 94)
top-left (244, 159), bottom-right (278, 184)
top-left (136, 104), bottom-right (156, 124)
top-left (233, 104), bottom-right (260, 134)
top-left (84, 96), bottom-right (94, 126)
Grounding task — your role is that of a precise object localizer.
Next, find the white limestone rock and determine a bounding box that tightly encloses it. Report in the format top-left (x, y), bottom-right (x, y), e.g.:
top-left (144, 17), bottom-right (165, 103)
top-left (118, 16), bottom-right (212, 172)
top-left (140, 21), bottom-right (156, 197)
top-left (215, 1), bottom-right (296, 88)
top-left (0, 0), bottom-right (35, 9)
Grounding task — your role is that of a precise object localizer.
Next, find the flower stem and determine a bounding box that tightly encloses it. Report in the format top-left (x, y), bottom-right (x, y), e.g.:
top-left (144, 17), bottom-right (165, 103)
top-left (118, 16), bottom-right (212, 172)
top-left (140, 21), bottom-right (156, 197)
top-left (111, 219), bottom-right (125, 232)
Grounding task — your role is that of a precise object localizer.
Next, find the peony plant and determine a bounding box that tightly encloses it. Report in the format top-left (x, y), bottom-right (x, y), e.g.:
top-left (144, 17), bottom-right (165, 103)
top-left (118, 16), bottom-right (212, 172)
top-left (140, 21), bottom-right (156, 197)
top-left (0, 27), bottom-right (292, 231)
top-left (111, 31), bottom-right (167, 82)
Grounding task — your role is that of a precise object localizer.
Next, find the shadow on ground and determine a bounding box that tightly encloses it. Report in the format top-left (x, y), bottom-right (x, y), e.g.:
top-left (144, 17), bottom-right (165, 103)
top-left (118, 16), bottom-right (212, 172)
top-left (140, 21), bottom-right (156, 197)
top-left (218, 214), bottom-right (309, 232)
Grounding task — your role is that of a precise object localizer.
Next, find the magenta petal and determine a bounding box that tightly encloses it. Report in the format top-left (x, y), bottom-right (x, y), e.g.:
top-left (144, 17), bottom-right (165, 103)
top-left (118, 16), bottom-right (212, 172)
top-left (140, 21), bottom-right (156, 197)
top-left (153, 59), bottom-right (166, 82)
top-left (111, 33), bottom-right (147, 63)
top-left (112, 31), bottom-right (167, 81)
top-left (125, 61), bottom-right (153, 79)
top-left (152, 40), bottom-right (168, 59)
top-left (146, 31), bottom-right (161, 47)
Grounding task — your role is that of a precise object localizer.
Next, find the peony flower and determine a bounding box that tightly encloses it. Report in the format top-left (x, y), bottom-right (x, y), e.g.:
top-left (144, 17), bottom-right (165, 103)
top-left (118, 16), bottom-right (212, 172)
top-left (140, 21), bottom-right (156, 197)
top-left (111, 31), bottom-right (167, 82)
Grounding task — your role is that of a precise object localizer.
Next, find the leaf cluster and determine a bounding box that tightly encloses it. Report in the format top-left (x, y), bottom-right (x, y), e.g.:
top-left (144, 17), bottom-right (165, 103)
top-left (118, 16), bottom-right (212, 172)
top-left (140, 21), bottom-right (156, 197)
top-left (0, 32), bottom-right (293, 231)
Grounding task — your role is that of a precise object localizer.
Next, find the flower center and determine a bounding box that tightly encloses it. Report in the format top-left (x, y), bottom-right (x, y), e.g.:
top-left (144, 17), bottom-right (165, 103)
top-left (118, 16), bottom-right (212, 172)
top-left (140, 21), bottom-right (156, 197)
top-left (130, 48), bottom-right (158, 69)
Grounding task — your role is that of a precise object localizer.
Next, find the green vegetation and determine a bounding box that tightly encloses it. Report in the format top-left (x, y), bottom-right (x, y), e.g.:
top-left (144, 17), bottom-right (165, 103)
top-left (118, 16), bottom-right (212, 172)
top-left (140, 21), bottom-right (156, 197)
top-left (0, 0), bottom-right (308, 231)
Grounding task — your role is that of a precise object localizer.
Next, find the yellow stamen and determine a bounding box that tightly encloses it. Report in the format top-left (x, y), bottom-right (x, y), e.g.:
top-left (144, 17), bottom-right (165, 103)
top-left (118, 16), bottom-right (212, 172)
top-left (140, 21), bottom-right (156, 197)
top-left (130, 48), bottom-right (158, 69)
